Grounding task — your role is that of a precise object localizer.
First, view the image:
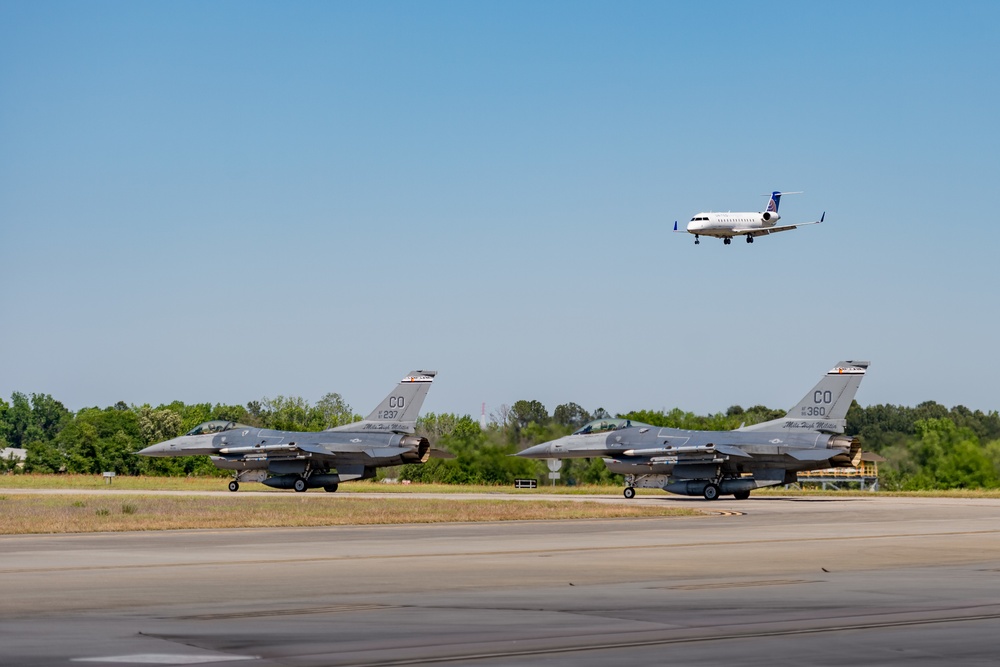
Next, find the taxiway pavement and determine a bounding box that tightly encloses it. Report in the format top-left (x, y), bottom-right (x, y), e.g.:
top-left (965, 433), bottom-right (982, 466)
top-left (3, 494), bottom-right (1000, 665)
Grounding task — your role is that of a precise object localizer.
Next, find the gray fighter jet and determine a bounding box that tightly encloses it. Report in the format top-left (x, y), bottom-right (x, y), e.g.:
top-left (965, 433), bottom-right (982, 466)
top-left (517, 361), bottom-right (869, 500)
top-left (139, 370), bottom-right (450, 492)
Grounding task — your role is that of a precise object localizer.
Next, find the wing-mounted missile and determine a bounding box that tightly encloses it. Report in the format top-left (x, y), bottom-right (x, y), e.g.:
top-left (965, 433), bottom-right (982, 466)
top-left (218, 443), bottom-right (299, 456)
top-left (622, 444), bottom-right (717, 457)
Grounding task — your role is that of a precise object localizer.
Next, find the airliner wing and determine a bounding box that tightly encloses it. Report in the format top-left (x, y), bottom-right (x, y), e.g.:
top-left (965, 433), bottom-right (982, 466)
top-left (733, 213), bottom-right (825, 238)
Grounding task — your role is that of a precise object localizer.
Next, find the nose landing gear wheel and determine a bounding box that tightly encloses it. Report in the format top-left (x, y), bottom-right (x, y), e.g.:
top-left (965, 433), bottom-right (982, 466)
top-left (293, 477), bottom-right (308, 493)
top-left (623, 487), bottom-right (636, 499)
top-left (703, 483), bottom-right (720, 500)
top-left (228, 481), bottom-right (239, 492)
top-left (324, 484), bottom-right (339, 493)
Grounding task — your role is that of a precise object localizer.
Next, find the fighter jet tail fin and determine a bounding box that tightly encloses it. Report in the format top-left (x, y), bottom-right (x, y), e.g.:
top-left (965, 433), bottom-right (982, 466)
top-left (327, 370), bottom-right (436, 434)
top-left (738, 361), bottom-right (868, 434)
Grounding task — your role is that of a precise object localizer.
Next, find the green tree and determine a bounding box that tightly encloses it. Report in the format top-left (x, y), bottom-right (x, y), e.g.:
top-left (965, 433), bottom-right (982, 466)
top-left (903, 419), bottom-right (999, 490)
top-left (137, 406), bottom-right (183, 445)
top-left (553, 402), bottom-right (591, 429)
top-left (510, 400), bottom-right (549, 430)
top-left (315, 392), bottom-right (357, 429)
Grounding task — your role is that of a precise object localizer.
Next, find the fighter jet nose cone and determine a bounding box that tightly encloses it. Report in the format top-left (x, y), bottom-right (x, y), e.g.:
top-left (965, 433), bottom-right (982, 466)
top-left (137, 440), bottom-right (175, 457)
top-left (515, 442), bottom-right (551, 458)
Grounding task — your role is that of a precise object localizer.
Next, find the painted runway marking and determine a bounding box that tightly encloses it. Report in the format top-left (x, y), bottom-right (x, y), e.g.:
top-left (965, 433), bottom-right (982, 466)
top-left (175, 603), bottom-right (389, 620)
top-left (72, 654), bottom-right (256, 664)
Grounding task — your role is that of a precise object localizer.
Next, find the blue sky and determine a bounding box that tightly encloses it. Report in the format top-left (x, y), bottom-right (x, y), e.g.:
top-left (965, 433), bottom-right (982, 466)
top-left (2, 1), bottom-right (998, 419)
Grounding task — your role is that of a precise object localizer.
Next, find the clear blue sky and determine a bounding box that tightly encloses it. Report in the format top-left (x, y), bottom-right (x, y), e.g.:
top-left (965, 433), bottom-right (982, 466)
top-left (2, 1), bottom-right (998, 418)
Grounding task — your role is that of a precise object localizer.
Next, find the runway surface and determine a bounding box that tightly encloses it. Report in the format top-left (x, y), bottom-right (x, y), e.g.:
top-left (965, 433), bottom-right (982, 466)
top-left (3, 494), bottom-right (1000, 665)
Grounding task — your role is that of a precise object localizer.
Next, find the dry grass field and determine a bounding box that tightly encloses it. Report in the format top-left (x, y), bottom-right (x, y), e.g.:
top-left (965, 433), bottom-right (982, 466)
top-left (0, 493), bottom-right (701, 534)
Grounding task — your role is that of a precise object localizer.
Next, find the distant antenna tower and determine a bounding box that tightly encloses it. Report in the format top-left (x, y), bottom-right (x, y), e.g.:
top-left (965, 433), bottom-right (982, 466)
top-left (480, 402), bottom-right (487, 429)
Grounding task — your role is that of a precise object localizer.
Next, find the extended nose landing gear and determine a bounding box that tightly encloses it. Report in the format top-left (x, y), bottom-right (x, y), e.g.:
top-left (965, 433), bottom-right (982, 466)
top-left (694, 234), bottom-right (700, 245)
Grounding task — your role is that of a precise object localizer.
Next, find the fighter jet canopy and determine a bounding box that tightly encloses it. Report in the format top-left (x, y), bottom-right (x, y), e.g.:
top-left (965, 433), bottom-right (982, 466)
top-left (185, 420), bottom-right (252, 436)
top-left (572, 418), bottom-right (650, 435)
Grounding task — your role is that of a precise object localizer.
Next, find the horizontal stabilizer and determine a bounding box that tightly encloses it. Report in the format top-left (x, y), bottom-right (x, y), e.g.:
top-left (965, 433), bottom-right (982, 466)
top-left (715, 444), bottom-right (753, 459)
top-left (786, 449), bottom-right (836, 462)
top-left (430, 448), bottom-right (455, 459)
top-left (297, 443), bottom-right (334, 456)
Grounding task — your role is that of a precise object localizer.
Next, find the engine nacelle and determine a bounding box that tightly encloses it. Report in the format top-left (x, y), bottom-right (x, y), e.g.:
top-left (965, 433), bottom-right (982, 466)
top-left (762, 211), bottom-right (780, 225)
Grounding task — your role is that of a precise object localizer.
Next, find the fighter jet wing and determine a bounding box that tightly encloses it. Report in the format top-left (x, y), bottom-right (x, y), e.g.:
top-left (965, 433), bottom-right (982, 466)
top-left (733, 213), bottom-right (825, 238)
top-left (715, 444), bottom-right (753, 459)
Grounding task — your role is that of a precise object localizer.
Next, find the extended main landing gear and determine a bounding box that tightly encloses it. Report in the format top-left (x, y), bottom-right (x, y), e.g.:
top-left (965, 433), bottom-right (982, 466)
top-left (324, 483), bottom-right (339, 493)
top-left (293, 477), bottom-right (308, 493)
top-left (703, 483), bottom-right (720, 500)
top-left (723, 237), bottom-right (731, 245)
top-left (624, 487), bottom-right (636, 499)
top-left (746, 235), bottom-right (754, 244)
top-left (228, 481), bottom-right (239, 493)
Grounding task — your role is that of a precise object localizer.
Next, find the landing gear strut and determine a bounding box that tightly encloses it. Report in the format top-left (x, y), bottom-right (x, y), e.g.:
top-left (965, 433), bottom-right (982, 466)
top-left (694, 234), bottom-right (700, 245)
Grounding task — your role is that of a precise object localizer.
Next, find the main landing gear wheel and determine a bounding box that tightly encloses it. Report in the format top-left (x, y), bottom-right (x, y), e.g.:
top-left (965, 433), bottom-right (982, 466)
top-left (724, 237), bottom-right (731, 245)
top-left (228, 481), bottom-right (239, 493)
top-left (733, 490), bottom-right (751, 500)
top-left (623, 487), bottom-right (636, 499)
top-left (746, 235), bottom-right (754, 244)
top-left (293, 477), bottom-right (308, 493)
top-left (324, 484), bottom-right (339, 493)
top-left (703, 483), bottom-right (720, 500)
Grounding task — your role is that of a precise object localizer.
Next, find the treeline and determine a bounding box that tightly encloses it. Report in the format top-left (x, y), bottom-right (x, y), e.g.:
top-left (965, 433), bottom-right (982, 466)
top-left (846, 401), bottom-right (1000, 489)
top-left (0, 391), bottom-right (359, 476)
top-left (1, 392), bottom-right (999, 490)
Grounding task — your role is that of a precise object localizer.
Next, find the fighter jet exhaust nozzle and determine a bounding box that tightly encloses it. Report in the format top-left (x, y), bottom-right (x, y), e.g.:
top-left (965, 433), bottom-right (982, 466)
top-left (398, 436), bottom-right (431, 464)
top-left (827, 435), bottom-right (862, 468)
